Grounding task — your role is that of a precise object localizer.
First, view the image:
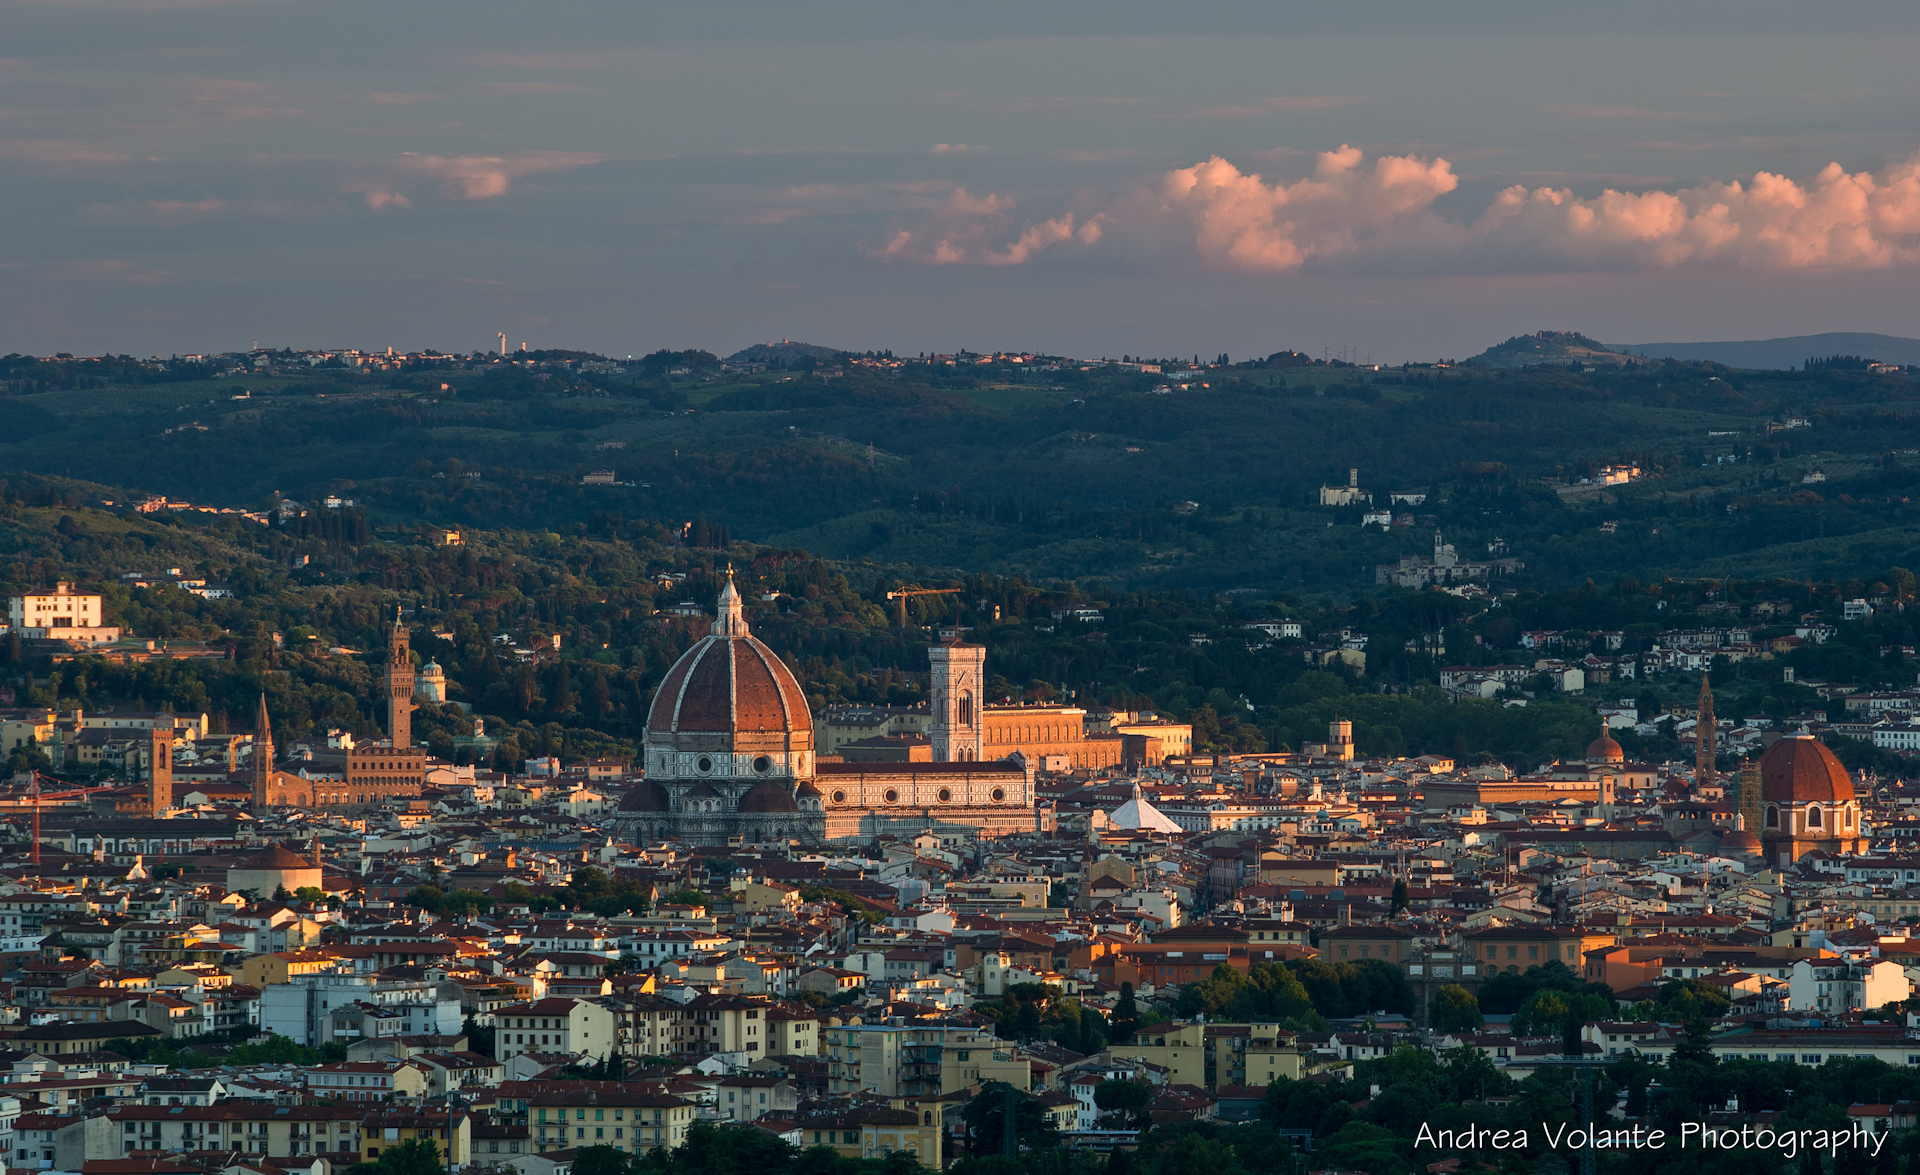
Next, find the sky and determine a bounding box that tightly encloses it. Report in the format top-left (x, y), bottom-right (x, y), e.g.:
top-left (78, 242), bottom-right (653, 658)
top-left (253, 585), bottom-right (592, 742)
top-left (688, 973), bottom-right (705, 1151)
top-left (8, 0), bottom-right (1920, 362)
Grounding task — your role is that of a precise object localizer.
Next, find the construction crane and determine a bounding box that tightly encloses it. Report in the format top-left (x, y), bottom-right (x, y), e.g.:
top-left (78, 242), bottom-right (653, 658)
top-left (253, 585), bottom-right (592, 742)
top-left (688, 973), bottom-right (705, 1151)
top-left (885, 586), bottom-right (963, 628)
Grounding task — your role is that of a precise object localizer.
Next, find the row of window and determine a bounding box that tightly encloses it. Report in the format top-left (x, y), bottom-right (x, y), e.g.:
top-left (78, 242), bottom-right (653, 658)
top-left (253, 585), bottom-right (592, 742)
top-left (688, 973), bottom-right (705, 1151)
top-left (535, 1107), bottom-right (668, 1123)
top-left (1482, 944), bottom-right (1580, 962)
top-left (830, 788), bottom-right (1012, 804)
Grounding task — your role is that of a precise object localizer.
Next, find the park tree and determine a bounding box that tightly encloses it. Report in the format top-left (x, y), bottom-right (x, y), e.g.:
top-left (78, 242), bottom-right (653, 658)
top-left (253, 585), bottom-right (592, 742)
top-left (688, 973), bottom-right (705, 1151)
top-left (1429, 984), bottom-right (1483, 1033)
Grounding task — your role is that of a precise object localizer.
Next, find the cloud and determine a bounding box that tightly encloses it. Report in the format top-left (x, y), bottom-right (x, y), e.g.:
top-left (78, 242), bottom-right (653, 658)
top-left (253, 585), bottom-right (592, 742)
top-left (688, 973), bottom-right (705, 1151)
top-left (1541, 103), bottom-right (1689, 120)
top-left (467, 49), bottom-right (641, 70)
top-left (479, 82), bottom-right (586, 96)
top-left (1154, 145), bottom-right (1459, 270)
top-left (921, 91), bottom-right (1142, 114)
top-left (1168, 96), bottom-right (1366, 120)
top-left (871, 144), bottom-right (1920, 274)
top-left (0, 139), bottom-right (131, 163)
top-left (874, 187), bottom-right (1100, 266)
top-left (367, 92), bottom-right (440, 105)
top-left (56, 260), bottom-right (180, 285)
top-left (345, 150), bottom-right (606, 207)
top-left (930, 143), bottom-right (985, 155)
top-left (186, 77), bottom-right (304, 120)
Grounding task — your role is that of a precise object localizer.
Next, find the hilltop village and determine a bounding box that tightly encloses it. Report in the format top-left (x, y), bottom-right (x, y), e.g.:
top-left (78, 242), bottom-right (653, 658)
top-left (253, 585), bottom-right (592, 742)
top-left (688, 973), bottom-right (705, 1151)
top-left (0, 573), bottom-right (1916, 1174)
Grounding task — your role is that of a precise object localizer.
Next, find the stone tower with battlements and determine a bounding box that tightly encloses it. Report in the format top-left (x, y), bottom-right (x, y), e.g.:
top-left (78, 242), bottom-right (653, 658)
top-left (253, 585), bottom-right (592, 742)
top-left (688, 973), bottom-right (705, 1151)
top-left (148, 726), bottom-right (171, 816)
top-left (388, 609), bottom-right (414, 749)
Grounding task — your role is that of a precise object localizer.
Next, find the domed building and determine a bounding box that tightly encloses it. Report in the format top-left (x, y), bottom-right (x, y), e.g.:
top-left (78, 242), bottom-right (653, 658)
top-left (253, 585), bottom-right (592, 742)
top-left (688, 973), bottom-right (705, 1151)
top-left (614, 574), bottom-right (824, 846)
top-left (415, 659), bottom-right (447, 704)
top-left (1759, 734), bottom-right (1866, 867)
top-left (1586, 724), bottom-right (1625, 764)
top-left (227, 843), bottom-right (322, 897)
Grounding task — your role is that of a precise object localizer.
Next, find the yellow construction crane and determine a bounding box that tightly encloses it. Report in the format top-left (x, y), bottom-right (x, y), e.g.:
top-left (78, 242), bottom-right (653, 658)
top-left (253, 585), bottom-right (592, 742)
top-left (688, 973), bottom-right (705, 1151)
top-left (885, 586), bottom-right (963, 628)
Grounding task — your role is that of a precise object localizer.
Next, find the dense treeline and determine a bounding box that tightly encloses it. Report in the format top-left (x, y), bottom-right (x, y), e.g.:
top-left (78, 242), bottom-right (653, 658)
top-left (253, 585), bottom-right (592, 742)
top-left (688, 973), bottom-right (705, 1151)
top-left (1, 352), bottom-right (1918, 594)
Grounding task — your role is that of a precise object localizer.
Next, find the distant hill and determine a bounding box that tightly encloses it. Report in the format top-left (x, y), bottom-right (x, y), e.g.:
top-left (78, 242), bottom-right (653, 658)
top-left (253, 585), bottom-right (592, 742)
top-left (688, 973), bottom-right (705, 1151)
top-left (1614, 332), bottom-right (1920, 370)
top-left (725, 340), bottom-right (843, 366)
top-left (1469, 331), bottom-right (1642, 369)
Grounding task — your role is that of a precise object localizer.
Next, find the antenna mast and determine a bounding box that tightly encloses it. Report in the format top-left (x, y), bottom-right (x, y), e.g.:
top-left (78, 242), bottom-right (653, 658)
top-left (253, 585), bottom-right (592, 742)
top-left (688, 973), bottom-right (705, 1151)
top-left (30, 771), bottom-right (40, 870)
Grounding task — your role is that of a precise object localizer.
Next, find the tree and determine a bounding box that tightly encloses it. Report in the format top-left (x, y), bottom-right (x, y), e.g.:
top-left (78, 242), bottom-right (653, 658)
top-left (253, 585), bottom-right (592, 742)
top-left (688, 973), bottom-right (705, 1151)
top-left (569, 1145), bottom-right (631, 1175)
top-left (351, 1138), bottom-right (441, 1175)
top-left (960, 1081), bottom-right (1059, 1157)
top-left (1093, 1079), bottom-right (1153, 1126)
top-left (1429, 984), bottom-right (1482, 1033)
top-left (1390, 879), bottom-right (1409, 914)
top-left (1110, 983), bottom-right (1139, 1044)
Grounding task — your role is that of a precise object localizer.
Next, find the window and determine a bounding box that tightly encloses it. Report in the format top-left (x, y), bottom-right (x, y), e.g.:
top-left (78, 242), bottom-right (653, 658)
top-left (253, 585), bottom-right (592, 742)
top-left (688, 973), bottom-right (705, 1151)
top-left (1809, 806), bottom-right (1823, 828)
top-left (1767, 805), bottom-right (1779, 828)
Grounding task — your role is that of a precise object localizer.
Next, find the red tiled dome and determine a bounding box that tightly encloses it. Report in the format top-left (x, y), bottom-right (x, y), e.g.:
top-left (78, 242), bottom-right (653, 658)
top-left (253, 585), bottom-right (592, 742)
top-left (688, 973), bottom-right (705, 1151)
top-left (616, 779), bottom-right (670, 812)
top-left (1760, 735), bottom-right (1853, 805)
top-left (647, 579), bottom-right (810, 744)
top-left (1586, 732), bottom-right (1625, 763)
top-left (737, 778), bottom-right (799, 813)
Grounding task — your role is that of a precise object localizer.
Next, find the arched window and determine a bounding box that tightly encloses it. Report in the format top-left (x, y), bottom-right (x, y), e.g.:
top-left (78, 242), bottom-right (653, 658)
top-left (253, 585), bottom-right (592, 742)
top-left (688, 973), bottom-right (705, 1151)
top-left (959, 693), bottom-right (973, 726)
top-left (1808, 805), bottom-right (1823, 828)
top-left (1766, 805), bottom-right (1779, 828)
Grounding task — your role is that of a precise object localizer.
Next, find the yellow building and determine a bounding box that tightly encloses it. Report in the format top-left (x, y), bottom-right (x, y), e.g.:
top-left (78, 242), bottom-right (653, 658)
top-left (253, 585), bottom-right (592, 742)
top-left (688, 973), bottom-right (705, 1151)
top-left (804, 1107), bottom-right (942, 1168)
top-left (1242, 1028), bottom-right (1308, 1086)
top-left (1106, 1021), bottom-right (1206, 1088)
top-left (731, 879), bottom-right (802, 914)
top-left (530, 1090), bottom-right (693, 1153)
top-left (940, 1043), bottom-right (1031, 1095)
top-left (979, 705), bottom-right (1122, 771)
top-left (362, 1109), bottom-right (470, 1166)
top-left (241, 949), bottom-right (350, 988)
top-left (767, 1006), bottom-right (819, 1056)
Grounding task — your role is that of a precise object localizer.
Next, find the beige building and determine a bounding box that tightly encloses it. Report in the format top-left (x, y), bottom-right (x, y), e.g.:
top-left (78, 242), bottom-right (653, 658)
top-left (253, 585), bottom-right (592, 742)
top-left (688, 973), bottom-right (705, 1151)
top-left (1107, 1021), bottom-right (1207, 1088)
top-left (825, 1023), bottom-right (1023, 1098)
top-left (528, 1088), bottom-right (693, 1153)
top-left (766, 1005), bottom-right (819, 1056)
top-left (818, 707), bottom-right (932, 755)
top-left (225, 844), bottom-right (321, 898)
top-left (928, 642), bottom-right (1121, 770)
top-left (8, 583), bottom-right (121, 644)
top-left (494, 997), bottom-right (618, 1061)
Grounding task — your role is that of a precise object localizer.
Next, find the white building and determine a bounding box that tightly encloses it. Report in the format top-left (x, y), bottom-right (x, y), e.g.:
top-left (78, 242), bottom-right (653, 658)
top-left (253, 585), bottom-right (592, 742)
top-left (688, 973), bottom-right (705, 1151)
top-left (1788, 957), bottom-right (1908, 1014)
top-left (6, 582), bottom-right (121, 643)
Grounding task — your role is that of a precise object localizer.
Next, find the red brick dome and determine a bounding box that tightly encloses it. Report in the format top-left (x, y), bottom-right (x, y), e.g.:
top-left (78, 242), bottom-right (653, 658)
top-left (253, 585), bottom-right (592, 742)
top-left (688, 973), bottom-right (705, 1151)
top-left (616, 779), bottom-right (670, 812)
top-left (737, 778), bottom-right (799, 813)
top-left (647, 578), bottom-right (811, 744)
top-left (1760, 735), bottom-right (1853, 805)
top-left (1586, 731), bottom-right (1625, 763)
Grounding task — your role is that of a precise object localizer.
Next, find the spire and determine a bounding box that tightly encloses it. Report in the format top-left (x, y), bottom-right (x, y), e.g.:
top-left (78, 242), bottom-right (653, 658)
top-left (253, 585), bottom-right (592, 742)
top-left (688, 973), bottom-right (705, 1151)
top-left (715, 564), bottom-right (747, 637)
top-left (252, 692), bottom-right (273, 810)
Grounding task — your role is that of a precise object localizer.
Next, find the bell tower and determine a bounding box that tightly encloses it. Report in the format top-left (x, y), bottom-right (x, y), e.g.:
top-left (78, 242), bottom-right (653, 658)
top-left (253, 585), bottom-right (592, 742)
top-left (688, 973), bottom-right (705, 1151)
top-left (1695, 672), bottom-right (1716, 788)
top-left (929, 641), bottom-right (985, 762)
top-left (147, 726), bottom-right (172, 816)
top-left (252, 692), bottom-right (273, 809)
top-left (388, 608), bottom-right (414, 749)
